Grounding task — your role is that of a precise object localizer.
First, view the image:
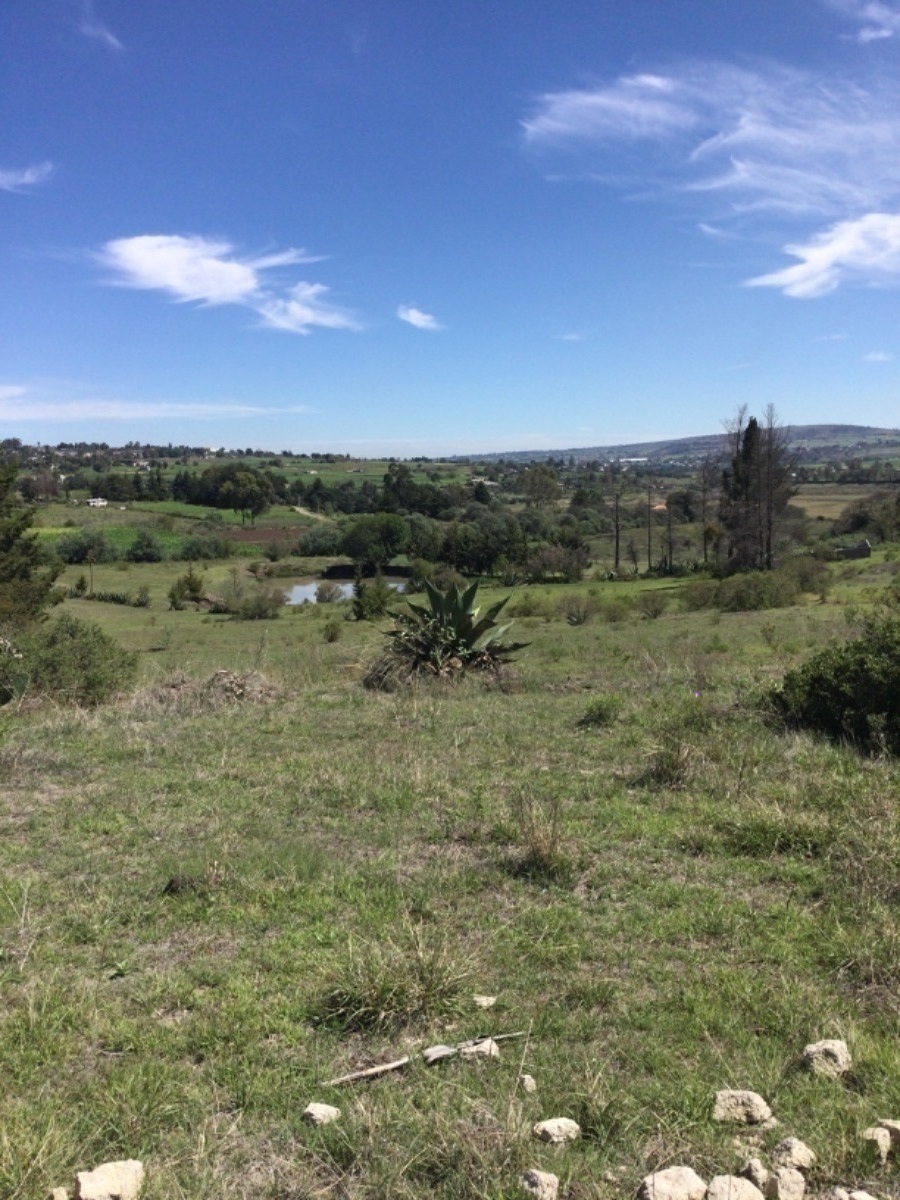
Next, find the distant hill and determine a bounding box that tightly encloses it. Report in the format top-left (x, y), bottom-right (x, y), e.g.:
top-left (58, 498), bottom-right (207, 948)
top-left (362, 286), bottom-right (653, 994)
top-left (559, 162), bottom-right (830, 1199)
top-left (461, 424), bottom-right (900, 465)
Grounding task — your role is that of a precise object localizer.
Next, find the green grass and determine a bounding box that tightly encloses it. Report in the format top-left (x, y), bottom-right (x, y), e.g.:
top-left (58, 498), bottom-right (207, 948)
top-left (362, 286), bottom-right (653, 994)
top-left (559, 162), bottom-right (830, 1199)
top-left (3, 568), bottom-right (900, 1197)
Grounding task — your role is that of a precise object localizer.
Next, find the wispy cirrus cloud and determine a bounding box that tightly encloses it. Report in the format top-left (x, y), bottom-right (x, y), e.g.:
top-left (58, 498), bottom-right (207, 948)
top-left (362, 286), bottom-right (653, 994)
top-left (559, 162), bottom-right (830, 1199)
top-left (863, 350), bottom-right (893, 361)
top-left (0, 161), bottom-right (53, 193)
top-left (827, 0), bottom-right (900, 42)
top-left (98, 234), bottom-right (360, 334)
top-left (523, 59), bottom-right (900, 296)
top-left (79, 1), bottom-right (124, 51)
top-left (0, 383), bottom-right (312, 422)
top-left (397, 305), bottom-right (443, 331)
top-left (746, 212), bottom-right (900, 297)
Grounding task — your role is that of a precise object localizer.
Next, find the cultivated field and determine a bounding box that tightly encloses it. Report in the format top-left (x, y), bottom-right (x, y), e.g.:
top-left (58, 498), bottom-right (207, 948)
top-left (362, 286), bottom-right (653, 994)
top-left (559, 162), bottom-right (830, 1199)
top-left (2, 556), bottom-right (900, 1199)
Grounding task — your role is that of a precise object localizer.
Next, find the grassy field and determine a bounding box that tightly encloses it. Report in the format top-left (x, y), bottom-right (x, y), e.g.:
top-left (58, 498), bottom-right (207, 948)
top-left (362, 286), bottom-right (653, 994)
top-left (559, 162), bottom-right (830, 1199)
top-left (792, 483), bottom-right (893, 521)
top-left (3, 559), bottom-right (900, 1199)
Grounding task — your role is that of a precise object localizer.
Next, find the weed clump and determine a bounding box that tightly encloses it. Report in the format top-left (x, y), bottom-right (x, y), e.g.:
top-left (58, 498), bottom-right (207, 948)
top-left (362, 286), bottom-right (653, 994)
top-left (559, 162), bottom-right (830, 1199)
top-left (0, 614), bottom-right (137, 707)
top-left (771, 614), bottom-right (900, 755)
top-left (313, 927), bottom-right (472, 1032)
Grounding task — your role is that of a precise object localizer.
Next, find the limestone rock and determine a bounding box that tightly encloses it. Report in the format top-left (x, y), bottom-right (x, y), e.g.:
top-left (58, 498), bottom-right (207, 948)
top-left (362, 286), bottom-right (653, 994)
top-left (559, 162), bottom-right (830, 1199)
top-left (520, 1073), bottom-right (538, 1093)
top-left (765, 1167), bottom-right (805, 1200)
top-left (741, 1159), bottom-right (769, 1190)
top-left (521, 1168), bottom-right (560, 1200)
top-left (74, 1160), bottom-right (144, 1200)
top-left (50, 1190), bottom-right (70, 1200)
top-left (460, 1037), bottom-right (500, 1059)
top-left (302, 1102), bottom-right (341, 1126)
top-left (863, 1126), bottom-right (891, 1164)
top-left (473, 994), bottom-right (497, 1009)
top-left (876, 1118), bottom-right (900, 1144)
top-left (637, 1165), bottom-right (707, 1200)
top-left (828, 1190), bottom-right (849, 1200)
top-left (773, 1139), bottom-right (816, 1172)
top-left (848, 1192), bottom-right (878, 1200)
top-left (532, 1117), bottom-right (581, 1144)
top-left (802, 1040), bottom-right (851, 1078)
top-left (713, 1091), bottom-right (773, 1126)
top-left (708, 1176), bottom-right (765, 1200)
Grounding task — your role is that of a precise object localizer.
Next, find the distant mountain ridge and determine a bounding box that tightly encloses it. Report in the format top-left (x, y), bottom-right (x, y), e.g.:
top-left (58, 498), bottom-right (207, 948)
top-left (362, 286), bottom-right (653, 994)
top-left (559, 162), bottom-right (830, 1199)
top-left (462, 424), bottom-right (900, 464)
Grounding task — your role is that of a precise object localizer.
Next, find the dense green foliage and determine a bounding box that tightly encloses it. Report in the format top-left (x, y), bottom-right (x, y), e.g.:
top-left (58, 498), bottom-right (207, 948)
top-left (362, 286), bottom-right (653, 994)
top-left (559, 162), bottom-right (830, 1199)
top-left (772, 614), bottom-right (900, 754)
top-left (0, 613), bottom-right (137, 706)
top-left (0, 464), bottom-right (61, 627)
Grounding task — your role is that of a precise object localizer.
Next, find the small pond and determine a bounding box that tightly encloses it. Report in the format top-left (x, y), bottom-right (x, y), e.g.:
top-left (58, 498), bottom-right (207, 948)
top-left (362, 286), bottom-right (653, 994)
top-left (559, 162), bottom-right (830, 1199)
top-left (284, 577), bottom-right (406, 605)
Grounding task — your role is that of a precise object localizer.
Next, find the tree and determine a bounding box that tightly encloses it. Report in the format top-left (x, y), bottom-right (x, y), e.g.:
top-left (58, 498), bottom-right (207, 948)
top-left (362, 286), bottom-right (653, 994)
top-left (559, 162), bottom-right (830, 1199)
top-left (0, 463), bottom-right (61, 627)
top-left (342, 513), bottom-right (409, 571)
top-left (719, 406), bottom-right (794, 572)
top-left (520, 465), bottom-right (561, 508)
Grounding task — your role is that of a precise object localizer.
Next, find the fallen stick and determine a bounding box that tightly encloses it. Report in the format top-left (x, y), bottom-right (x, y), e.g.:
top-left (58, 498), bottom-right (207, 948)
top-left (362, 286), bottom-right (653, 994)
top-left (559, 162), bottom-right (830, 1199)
top-left (324, 1032), bottom-right (529, 1084)
top-left (324, 1056), bottom-right (411, 1087)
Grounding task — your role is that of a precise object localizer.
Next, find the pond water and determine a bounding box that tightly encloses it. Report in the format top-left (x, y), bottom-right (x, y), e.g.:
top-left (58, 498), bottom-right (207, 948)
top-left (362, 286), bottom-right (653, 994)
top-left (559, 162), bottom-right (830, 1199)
top-left (284, 577), bottom-right (406, 605)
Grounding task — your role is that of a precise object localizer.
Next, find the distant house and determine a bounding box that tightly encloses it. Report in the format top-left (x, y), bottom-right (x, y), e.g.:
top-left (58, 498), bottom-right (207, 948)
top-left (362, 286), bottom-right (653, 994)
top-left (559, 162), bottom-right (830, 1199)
top-left (836, 540), bottom-right (872, 560)
top-left (87, 497), bottom-right (108, 507)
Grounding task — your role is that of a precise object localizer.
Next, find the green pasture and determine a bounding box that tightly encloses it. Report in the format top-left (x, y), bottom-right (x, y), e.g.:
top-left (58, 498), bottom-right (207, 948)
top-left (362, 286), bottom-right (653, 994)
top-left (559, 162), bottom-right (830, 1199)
top-left (3, 553), bottom-right (900, 1198)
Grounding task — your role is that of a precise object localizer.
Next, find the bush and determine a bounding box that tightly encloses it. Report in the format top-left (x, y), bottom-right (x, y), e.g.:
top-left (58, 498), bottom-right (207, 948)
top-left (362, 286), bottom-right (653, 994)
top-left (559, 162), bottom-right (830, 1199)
top-left (178, 534), bottom-right (231, 561)
top-left (0, 614), bottom-right (137, 706)
top-left (231, 585), bottom-right (285, 620)
top-left (637, 591), bottom-right (669, 620)
top-left (56, 528), bottom-right (117, 564)
top-left (715, 570), bottom-right (798, 612)
top-left (323, 618), bottom-right (342, 643)
top-left (681, 579), bottom-right (718, 611)
top-left (771, 615), bottom-right (900, 755)
top-left (125, 528), bottom-right (163, 562)
top-left (297, 524), bottom-right (343, 556)
top-left (351, 575), bottom-right (395, 621)
top-left (315, 579), bottom-right (345, 604)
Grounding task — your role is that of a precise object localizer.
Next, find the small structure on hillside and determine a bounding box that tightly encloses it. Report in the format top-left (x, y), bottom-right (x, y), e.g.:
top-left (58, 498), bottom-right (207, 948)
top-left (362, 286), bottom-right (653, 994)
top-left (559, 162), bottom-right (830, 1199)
top-left (835, 539), bottom-right (872, 560)
top-left (87, 497), bottom-right (108, 507)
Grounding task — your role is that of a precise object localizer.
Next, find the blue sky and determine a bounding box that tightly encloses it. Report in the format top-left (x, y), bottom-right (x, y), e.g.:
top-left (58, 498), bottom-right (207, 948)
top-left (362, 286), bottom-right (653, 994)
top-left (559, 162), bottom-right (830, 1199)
top-left (3, 0), bottom-right (900, 455)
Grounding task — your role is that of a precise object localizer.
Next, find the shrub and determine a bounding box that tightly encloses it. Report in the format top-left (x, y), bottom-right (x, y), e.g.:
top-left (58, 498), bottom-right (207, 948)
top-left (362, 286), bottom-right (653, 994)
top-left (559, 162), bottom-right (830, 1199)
top-left (231, 585), bottom-right (284, 621)
top-left (56, 527), bottom-right (117, 564)
top-left (125, 528), bottom-right (163, 562)
top-left (178, 534), bottom-right (231, 561)
top-left (558, 594), bottom-right (597, 625)
top-left (315, 579), bottom-right (345, 604)
top-left (578, 695), bottom-right (622, 728)
top-left (681, 579), bottom-right (718, 611)
top-left (0, 614), bottom-right (137, 706)
top-left (351, 575), bottom-right (395, 621)
top-left (323, 618), bottom-right (342, 643)
top-left (715, 570), bottom-right (798, 612)
top-left (297, 524), bottom-right (343, 556)
top-left (637, 590), bottom-right (669, 620)
top-left (771, 615), bottom-right (900, 755)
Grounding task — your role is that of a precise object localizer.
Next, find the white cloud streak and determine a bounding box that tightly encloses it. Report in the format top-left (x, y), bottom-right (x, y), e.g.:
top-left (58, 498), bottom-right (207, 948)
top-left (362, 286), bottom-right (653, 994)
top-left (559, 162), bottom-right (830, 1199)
top-left (0, 161), bottom-right (53, 193)
top-left (863, 350), bottom-right (893, 360)
top-left (746, 212), bottom-right (900, 296)
top-left (397, 305), bottom-right (443, 330)
top-left (523, 59), bottom-right (900, 296)
top-left (79, 1), bottom-right (124, 51)
top-left (827, 0), bottom-right (900, 42)
top-left (0, 385), bottom-right (312, 422)
top-left (98, 234), bottom-right (360, 334)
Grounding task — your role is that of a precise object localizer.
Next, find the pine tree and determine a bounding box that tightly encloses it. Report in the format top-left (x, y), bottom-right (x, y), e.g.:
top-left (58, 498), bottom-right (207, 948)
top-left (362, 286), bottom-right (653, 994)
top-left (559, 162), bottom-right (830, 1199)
top-left (720, 406), bottom-right (794, 572)
top-left (0, 463), bottom-right (61, 627)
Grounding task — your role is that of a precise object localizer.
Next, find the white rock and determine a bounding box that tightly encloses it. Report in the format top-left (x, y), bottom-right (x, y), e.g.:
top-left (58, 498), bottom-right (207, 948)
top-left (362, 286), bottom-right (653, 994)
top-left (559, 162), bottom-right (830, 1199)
top-left (713, 1091), bottom-right (773, 1126)
top-left (802, 1039), bottom-right (852, 1078)
top-left (765, 1167), bottom-right (805, 1200)
top-left (742, 1159), bottom-right (769, 1190)
top-left (637, 1166), bottom-right (708, 1200)
top-left (302, 1102), bottom-right (341, 1126)
top-left (849, 1193), bottom-right (879, 1200)
top-left (521, 1168), bottom-right (560, 1200)
top-left (460, 1037), bottom-right (500, 1059)
top-left (863, 1127), bottom-right (892, 1163)
top-left (877, 1118), bottom-right (900, 1144)
top-left (828, 1190), bottom-right (849, 1200)
top-left (50, 1190), bottom-right (70, 1200)
top-left (520, 1073), bottom-right (538, 1093)
top-left (473, 994), bottom-right (497, 1009)
top-left (532, 1117), bottom-right (581, 1144)
top-left (708, 1175), bottom-right (766, 1200)
top-left (773, 1139), bottom-right (816, 1172)
top-left (74, 1160), bottom-right (144, 1200)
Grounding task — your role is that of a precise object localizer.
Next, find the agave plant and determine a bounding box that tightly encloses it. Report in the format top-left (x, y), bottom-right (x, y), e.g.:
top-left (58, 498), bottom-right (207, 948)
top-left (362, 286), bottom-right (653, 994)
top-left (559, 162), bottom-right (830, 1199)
top-left (364, 579), bottom-right (528, 688)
